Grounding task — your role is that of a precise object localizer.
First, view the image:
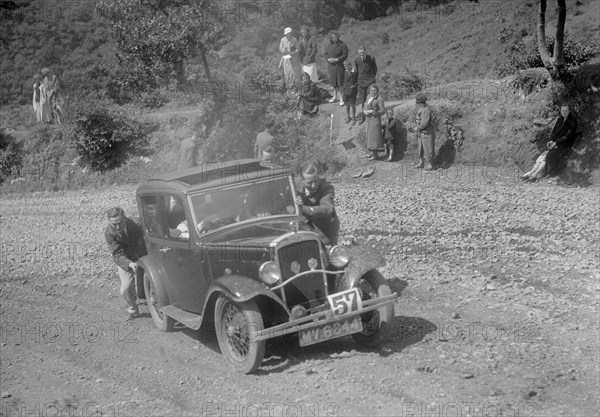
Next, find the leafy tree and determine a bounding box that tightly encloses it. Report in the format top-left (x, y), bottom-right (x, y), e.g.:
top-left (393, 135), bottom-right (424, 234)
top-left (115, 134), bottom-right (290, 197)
top-left (97, 0), bottom-right (228, 92)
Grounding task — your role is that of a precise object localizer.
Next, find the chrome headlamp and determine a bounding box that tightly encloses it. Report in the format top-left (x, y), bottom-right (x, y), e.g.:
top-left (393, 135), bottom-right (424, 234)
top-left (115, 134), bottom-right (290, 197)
top-left (328, 245), bottom-right (350, 268)
top-left (258, 261), bottom-right (282, 285)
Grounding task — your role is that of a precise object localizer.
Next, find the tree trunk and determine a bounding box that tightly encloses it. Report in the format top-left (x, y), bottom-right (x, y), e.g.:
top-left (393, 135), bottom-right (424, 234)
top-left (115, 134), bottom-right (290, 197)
top-left (537, 0), bottom-right (569, 83)
top-left (553, 0), bottom-right (566, 69)
top-left (537, 0), bottom-right (553, 68)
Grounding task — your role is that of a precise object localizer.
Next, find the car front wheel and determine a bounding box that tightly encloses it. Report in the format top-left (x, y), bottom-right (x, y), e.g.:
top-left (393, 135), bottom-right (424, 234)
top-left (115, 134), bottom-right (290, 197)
top-left (352, 270), bottom-right (393, 347)
top-left (144, 272), bottom-right (174, 332)
top-left (215, 296), bottom-right (266, 374)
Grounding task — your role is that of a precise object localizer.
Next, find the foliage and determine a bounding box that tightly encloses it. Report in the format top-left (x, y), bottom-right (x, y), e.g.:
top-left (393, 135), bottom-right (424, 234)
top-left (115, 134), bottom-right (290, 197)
top-left (0, 0), bottom-right (117, 106)
top-left (0, 131), bottom-right (24, 182)
top-left (70, 109), bottom-right (152, 172)
top-left (97, 0), bottom-right (228, 93)
top-left (377, 70), bottom-right (425, 101)
top-left (495, 34), bottom-right (597, 77)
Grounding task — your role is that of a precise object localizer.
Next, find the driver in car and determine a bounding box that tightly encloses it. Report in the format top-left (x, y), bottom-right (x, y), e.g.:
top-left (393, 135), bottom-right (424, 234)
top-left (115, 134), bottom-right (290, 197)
top-left (295, 164), bottom-right (340, 245)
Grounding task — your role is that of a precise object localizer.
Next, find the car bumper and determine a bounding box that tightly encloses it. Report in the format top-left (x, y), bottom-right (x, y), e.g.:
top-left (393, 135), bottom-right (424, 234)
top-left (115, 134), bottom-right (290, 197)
top-left (253, 292), bottom-right (400, 342)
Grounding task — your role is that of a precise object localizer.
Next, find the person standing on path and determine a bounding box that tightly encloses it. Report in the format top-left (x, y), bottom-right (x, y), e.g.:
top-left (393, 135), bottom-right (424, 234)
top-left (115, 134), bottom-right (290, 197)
top-left (298, 25), bottom-right (319, 83)
top-left (324, 31), bottom-right (348, 105)
top-left (414, 93), bottom-right (435, 170)
top-left (279, 27), bottom-right (302, 92)
top-left (364, 84), bottom-right (386, 160)
top-left (354, 46), bottom-right (378, 124)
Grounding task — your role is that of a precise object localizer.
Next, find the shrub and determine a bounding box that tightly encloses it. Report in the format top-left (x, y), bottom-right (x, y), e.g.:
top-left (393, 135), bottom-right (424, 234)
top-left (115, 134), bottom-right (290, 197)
top-left (495, 36), bottom-right (597, 77)
top-left (0, 131), bottom-right (24, 182)
top-left (378, 70), bottom-right (425, 101)
top-left (71, 109), bottom-right (151, 172)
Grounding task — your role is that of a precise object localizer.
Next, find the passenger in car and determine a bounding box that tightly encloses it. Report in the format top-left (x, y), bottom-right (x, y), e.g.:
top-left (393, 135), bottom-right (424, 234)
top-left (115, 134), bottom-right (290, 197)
top-left (295, 164), bottom-right (340, 245)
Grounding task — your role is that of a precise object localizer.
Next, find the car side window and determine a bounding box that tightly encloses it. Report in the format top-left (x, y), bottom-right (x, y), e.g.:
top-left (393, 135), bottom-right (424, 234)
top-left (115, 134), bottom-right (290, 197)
top-left (140, 195), bottom-right (167, 238)
top-left (163, 195), bottom-right (190, 240)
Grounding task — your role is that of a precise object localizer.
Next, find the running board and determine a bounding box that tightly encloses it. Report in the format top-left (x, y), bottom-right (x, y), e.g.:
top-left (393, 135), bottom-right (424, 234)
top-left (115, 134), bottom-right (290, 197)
top-left (160, 305), bottom-right (203, 330)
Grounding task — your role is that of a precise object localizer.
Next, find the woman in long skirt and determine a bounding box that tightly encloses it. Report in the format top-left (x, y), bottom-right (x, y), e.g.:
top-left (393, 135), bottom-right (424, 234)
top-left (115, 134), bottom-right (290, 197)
top-left (364, 84), bottom-right (385, 160)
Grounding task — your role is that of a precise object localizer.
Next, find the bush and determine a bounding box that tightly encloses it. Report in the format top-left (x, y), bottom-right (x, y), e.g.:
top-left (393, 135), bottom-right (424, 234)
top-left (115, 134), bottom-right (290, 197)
top-left (495, 35), bottom-right (597, 77)
top-left (0, 131), bottom-right (24, 183)
top-left (378, 70), bottom-right (425, 101)
top-left (71, 109), bottom-right (152, 172)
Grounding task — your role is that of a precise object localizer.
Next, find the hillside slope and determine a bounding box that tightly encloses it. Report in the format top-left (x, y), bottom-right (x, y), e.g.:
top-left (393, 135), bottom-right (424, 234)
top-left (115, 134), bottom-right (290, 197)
top-left (330, 0), bottom-right (599, 84)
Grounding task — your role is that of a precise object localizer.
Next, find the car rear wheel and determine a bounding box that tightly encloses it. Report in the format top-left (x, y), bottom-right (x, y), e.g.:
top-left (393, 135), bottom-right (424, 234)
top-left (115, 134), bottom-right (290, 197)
top-left (352, 270), bottom-right (393, 347)
top-left (144, 272), bottom-right (174, 332)
top-left (215, 296), bottom-right (266, 374)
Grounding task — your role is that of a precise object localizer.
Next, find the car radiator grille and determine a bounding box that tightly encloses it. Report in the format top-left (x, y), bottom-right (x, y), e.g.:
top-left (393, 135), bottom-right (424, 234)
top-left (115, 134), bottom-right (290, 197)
top-left (277, 240), bottom-right (326, 309)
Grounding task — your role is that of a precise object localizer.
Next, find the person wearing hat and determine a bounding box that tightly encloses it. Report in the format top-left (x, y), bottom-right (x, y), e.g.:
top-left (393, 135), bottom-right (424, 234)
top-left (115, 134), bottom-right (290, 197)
top-left (324, 30), bottom-right (348, 104)
top-left (298, 26), bottom-right (319, 83)
top-left (414, 93), bottom-right (435, 170)
top-left (279, 27), bottom-right (302, 92)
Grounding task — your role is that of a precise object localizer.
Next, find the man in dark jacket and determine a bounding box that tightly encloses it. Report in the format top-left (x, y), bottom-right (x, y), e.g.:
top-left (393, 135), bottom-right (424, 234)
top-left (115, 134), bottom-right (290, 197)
top-left (298, 26), bottom-right (319, 83)
top-left (295, 164), bottom-right (340, 245)
top-left (355, 46), bottom-right (378, 123)
top-left (104, 207), bottom-right (146, 317)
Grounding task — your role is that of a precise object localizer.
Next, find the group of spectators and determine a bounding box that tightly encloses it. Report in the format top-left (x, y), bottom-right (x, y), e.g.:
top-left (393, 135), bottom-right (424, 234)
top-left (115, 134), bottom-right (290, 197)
top-left (32, 68), bottom-right (64, 124)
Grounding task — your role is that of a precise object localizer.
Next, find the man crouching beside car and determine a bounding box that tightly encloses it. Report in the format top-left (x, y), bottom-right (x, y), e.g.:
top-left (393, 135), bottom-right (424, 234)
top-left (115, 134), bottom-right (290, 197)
top-left (295, 164), bottom-right (340, 245)
top-left (104, 207), bottom-right (145, 318)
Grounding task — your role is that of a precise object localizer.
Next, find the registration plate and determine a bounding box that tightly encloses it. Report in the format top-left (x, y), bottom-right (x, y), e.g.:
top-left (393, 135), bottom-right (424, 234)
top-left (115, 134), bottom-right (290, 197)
top-left (298, 315), bottom-right (364, 347)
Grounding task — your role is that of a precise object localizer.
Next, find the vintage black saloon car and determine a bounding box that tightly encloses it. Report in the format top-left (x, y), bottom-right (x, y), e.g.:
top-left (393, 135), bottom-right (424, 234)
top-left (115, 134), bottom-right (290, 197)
top-left (134, 160), bottom-right (398, 373)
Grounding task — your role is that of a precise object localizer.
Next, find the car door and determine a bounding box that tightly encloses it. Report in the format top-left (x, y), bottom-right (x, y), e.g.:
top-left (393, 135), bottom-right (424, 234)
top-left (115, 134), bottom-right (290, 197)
top-left (147, 194), bottom-right (209, 314)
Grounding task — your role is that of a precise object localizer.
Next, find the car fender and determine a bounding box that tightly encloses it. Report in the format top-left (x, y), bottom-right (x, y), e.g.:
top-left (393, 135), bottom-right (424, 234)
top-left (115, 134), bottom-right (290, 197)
top-left (206, 275), bottom-right (288, 310)
top-left (135, 256), bottom-right (169, 306)
top-left (343, 245), bottom-right (386, 287)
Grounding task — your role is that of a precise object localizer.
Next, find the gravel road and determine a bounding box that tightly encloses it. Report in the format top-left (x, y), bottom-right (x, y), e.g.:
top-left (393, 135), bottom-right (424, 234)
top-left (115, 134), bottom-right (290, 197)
top-left (1, 162), bottom-right (598, 417)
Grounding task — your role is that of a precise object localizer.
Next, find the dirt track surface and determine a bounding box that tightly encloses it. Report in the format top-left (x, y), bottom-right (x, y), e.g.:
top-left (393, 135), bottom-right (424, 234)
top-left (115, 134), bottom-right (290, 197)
top-left (1, 162), bottom-right (599, 417)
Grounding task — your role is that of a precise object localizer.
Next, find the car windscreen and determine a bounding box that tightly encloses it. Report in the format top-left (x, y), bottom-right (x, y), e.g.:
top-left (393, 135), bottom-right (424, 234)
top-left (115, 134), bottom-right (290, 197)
top-left (190, 177), bottom-right (297, 234)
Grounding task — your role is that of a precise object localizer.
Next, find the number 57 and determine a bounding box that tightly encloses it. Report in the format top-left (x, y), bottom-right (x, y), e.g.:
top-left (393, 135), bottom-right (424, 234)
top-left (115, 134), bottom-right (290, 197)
top-left (328, 288), bottom-right (362, 317)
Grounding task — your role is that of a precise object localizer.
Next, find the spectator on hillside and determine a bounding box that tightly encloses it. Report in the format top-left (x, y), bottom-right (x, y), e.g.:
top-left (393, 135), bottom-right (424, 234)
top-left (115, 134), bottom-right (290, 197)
top-left (298, 25), bottom-right (319, 83)
top-left (324, 31), bottom-right (348, 104)
top-left (279, 27), bottom-right (302, 92)
top-left (355, 46), bottom-right (378, 124)
top-left (32, 75), bottom-right (41, 122)
top-left (255, 120), bottom-right (287, 158)
top-left (38, 68), bottom-right (53, 124)
top-left (341, 60), bottom-right (358, 125)
top-left (177, 127), bottom-right (205, 171)
top-left (382, 107), bottom-right (401, 162)
top-left (521, 104), bottom-right (579, 181)
top-left (364, 84), bottom-right (386, 160)
top-left (297, 72), bottom-right (320, 118)
top-left (414, 93), bottom-right (435, 170)
top-left (295, 164), bottom-right (340, 245)
top-left (104, 207), bottom-right (145, 318)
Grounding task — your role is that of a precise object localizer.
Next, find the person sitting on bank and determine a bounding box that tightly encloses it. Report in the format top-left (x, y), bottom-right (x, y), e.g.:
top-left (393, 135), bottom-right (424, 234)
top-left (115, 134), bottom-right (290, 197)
top-left (521, 104), bottom-right (579, 181)
top-left (297, 72), bottom-right (320, 118)
top-left (295, 164), bottom-right (340, 245)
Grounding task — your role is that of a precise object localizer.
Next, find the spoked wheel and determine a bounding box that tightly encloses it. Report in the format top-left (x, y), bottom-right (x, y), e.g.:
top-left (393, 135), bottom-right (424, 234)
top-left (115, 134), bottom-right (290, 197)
top-left (215, 296), bottom-right (266, 374)
top-left (144, 272), bottom-right (174, 332)
top-left (352, 270), bottom-right (393, 347)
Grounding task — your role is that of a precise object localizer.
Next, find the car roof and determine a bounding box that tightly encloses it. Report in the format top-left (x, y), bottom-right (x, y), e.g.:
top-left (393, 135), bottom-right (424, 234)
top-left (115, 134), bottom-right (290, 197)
top-left (137, 159), bottom-right (293, 194)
